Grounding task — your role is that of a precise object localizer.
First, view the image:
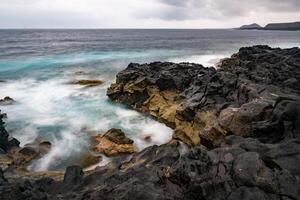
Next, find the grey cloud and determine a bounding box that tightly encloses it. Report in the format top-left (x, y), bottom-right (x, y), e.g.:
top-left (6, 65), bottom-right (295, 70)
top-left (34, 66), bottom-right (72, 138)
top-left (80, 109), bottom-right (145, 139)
top-left (159, 0), bottom-right (188, 7)
top-left (140, 0), bottom-right (300, 21)
top-left (0, 0), bottom-right (299, 28)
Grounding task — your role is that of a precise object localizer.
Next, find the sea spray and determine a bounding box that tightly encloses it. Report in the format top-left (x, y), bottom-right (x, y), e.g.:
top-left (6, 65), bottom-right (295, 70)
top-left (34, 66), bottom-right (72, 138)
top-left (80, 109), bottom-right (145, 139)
top-left (0, 77), bottom-right (173, 171)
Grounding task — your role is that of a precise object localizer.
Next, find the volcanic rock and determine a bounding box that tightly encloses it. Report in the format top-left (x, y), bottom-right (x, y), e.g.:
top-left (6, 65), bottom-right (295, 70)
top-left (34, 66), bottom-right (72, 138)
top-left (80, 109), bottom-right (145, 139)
top-left (0, 111), bottom-right (19, 152)
top-left (1, 136), bottom-right (299, 199)
top-left (63, 165), bottom-right (84, 185)
top-left (75, 152), bottom-right (102, 168)
top-left (0, 97), bottom-right (15, 106)
top-left (92, 128), bottom-right (135, 156)
top-left (1, 46), bottom-right (300, 200)
top-left (68, 79), bottom-right (103, 87)
top-left (38, 141), bottom-right (52, 155)
top-left (107, 45), bottom-right (300, 146)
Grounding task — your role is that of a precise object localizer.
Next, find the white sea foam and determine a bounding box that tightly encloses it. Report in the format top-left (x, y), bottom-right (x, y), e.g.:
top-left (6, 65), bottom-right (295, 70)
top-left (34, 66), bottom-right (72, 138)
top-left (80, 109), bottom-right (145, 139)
top-left (168, 54), bottom-right (228, 67)
top-left (0, 74), bottom-right (173, 171)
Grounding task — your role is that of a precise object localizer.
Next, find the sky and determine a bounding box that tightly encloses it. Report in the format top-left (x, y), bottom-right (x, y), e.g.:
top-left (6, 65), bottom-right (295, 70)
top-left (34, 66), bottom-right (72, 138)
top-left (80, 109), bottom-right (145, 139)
top-left (0, 0), bottom-right (300, 28)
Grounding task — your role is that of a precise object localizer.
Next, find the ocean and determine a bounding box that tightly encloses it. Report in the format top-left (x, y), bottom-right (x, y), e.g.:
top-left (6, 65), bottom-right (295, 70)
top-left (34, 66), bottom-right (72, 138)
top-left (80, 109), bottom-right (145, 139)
top-left (0, 29), bottom-right (299, 171)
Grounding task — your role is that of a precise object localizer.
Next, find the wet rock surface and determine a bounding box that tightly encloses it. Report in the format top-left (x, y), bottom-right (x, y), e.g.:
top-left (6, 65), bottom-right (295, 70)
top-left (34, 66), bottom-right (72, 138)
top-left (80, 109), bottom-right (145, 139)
top-left (0, 111), bottom-right (19, 153)
top-left (91, 128), bottom-right (135, 156)
top-left (0, 97), bottom-right (15, 106)
top-left (67, 79), bottom-right (103, 87)
top-left (1, 46), bottom-right (300, 200)
top-left (0, 136), bottom-right (299, 200)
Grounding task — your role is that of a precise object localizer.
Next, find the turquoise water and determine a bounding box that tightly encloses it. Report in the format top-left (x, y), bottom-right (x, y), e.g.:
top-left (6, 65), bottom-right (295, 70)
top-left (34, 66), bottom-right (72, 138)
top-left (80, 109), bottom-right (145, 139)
top-left (0, 29), bottom-right (299, 171)
top-left (0, 52), bottom-right (176, 171)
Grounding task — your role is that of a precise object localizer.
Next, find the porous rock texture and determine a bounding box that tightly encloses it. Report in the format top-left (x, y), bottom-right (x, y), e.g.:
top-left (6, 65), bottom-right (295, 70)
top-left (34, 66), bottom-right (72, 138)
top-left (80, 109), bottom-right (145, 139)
top-left (1, 136), bottom-right (299, 199)
top-left (0, 111), bottom-right (19, 153)
top-left (107, 45), bottom-right (300, 147)
top-left (91, 128), bottom-right (135, 156)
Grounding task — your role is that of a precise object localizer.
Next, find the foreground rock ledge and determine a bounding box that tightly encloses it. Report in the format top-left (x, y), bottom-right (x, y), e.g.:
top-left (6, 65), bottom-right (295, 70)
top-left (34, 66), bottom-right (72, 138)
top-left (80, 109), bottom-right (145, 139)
top-left (1, 135), bottom-right (299, 199)
top-left (107, 45), bottom-right (300, 147)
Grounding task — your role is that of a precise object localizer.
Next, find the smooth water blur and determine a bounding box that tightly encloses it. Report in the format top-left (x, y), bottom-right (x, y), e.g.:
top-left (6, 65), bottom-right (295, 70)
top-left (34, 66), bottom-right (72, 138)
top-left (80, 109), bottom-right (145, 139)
top-left (0, 29), bottom-right (299, 171)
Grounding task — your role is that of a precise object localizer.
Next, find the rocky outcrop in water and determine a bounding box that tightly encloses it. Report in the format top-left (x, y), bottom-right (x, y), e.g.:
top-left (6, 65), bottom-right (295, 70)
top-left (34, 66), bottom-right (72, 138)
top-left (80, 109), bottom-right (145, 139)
top-left (91, 128), bottom-right (135, 156)
top-left (68, 79), bottom-right (103, 87)
top-left (1, 46), bottom-right (300, 200)
top-left (0, 97), bottom-right (15, 106)
top-left (107, 45), bottom-right (300, 147)
top-left (0, 111), bottom-right (19, 153)
top-left (239, 23), bottom-right (262, 30)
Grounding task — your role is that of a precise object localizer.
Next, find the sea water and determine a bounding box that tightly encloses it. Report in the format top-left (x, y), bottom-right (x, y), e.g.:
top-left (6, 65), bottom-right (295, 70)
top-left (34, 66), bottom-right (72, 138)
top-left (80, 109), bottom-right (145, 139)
top-left (0, 29), bottom-right (299, 171)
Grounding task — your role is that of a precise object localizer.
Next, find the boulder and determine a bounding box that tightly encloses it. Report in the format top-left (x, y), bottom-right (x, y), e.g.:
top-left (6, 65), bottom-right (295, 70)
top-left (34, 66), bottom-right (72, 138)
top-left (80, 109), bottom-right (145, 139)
top-left (68, 79), bottom-right (103, 87)
top-left (38, 141), bottom-right (52, 155)
top-left (91, 128), bottom-right (135, 156)
top-left (0, 111), bottom-right (20, 152)
top-left (10, 146), bottom-right (40, 166)
top-left (0, 96), bottom-right (15, 106)
top-left (63, 166), bottom-right (84, 185)
top-left (75, 152), bottom-right (102, 168)
top-left (219, 100), bottom-right (273, 136)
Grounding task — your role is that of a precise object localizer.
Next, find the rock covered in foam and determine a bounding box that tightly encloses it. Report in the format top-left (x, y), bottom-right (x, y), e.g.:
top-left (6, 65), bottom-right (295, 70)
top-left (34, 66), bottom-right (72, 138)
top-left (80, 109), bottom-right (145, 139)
top-left (0, 96), bottom-right (15, 106)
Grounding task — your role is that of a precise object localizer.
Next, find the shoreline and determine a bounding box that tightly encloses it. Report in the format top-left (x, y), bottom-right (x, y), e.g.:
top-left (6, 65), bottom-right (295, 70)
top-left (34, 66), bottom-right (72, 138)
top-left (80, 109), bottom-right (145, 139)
top-left (1, 45), bottom-right (300, 199)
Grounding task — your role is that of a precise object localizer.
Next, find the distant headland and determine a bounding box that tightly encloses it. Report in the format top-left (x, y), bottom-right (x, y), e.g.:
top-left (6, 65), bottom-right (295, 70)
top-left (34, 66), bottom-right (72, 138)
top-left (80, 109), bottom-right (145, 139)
top-left (238, 21), bottom-right (300, 31)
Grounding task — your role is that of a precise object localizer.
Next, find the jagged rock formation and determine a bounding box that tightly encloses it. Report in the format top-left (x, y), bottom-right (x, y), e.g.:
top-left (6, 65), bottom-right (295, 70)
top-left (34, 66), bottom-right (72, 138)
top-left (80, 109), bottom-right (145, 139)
top-left (0, 46), bottom-right (300, 200)
top-left (0, 136), bottom-right (299, 199)
top-left (0, 111), bottom-right (19, 153)
top-left (107, 45), bottom-right (300, 147)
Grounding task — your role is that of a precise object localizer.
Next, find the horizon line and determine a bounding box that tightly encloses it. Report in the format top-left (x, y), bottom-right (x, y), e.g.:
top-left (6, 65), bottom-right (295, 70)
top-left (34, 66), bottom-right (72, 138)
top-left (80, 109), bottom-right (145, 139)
top-left (0, 27), bottom-right (234, 30)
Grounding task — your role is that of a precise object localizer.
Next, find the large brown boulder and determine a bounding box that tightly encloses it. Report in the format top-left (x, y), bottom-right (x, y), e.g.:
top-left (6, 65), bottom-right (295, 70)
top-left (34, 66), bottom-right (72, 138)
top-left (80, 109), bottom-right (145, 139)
top-left (91, 128), bottom-right (134, 156)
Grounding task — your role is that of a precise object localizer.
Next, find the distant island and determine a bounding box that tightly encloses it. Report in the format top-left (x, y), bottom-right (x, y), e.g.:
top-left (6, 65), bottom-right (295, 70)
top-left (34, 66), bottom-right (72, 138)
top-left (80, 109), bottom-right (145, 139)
top-left (239, 23), bottom-right (262, 30)
top-left (238, 21), bottom-right (300, 31)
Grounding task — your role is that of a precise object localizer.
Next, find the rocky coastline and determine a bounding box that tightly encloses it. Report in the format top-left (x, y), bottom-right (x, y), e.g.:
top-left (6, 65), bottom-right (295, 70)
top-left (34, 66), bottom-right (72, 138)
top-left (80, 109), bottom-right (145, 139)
top-left (238, 22), bottom-right (300, 30)
top-left (0, 45), bottom-right (300, 200)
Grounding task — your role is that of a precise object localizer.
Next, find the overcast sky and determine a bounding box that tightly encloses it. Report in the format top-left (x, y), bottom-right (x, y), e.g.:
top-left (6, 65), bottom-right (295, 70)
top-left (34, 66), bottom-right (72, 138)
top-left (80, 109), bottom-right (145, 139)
top-left (0, 0), bottom-right (300, 28)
